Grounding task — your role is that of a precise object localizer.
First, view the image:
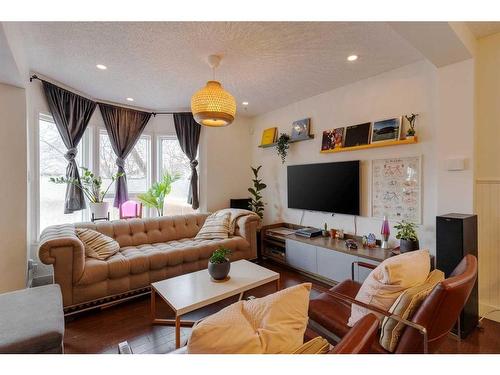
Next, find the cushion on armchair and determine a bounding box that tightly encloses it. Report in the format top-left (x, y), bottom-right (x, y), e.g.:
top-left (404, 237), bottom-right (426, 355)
top-left (187, 283), bottom-right (311, 354)
top-left (347, 249), bottom-right (431, 327)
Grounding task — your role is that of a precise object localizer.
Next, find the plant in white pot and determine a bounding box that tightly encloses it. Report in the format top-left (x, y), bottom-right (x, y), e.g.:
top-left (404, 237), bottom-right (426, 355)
top-left (137, 172), bottom-right (181, 216)
top-left (50, 167), bottom-right (123, 219)
top-left (394, 220), bottom-right (420, 253)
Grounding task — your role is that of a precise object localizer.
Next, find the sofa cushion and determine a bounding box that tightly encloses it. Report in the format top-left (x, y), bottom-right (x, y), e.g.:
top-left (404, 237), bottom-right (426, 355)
top-left (379, 269), bottom-right (445, 352)
top-left (187, 283), bottom-right (311, 354)
top-left (76, 228), bottom-right (120, 260)
top-left (195, 213), bottom-right (231, 240)
top-left (348, 250), bottom-right (431, 327)
top-left (0, 285), bottom-right (64, 353)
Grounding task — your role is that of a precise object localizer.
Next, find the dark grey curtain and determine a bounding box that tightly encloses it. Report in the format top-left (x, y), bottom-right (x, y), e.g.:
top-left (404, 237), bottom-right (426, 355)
top-left (99, 103), bottom-right (151, 207)
top-left (173, 113), bottom-right (201, 210)
top-left (42, 81), bottom-right (97, 213)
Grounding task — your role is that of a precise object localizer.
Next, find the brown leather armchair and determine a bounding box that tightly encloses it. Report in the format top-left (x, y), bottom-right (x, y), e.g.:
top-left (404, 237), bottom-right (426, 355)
top-left (329, 313), bottom-right (379, 354)
top-left (308, 255), bottom-right (478, 354)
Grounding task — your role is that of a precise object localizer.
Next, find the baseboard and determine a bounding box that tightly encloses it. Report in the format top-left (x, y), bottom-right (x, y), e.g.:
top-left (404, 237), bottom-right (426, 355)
top-left (32, 274), bottom-right (54, 287)
top-left (479, 302), bottom-right (500, 323)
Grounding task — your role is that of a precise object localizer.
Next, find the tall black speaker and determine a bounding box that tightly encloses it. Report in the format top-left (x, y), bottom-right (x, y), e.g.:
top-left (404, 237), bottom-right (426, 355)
top-left (436, 213), bottom-right (478, 338)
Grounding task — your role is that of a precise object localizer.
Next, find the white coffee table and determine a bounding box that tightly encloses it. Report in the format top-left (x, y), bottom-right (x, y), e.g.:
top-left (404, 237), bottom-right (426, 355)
top-left (150, 259), bottom-right (280, 348)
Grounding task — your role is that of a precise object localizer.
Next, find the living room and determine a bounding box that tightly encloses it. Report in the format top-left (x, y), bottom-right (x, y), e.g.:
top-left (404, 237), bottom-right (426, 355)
top-left (1, 0), bottom-right (500, 372)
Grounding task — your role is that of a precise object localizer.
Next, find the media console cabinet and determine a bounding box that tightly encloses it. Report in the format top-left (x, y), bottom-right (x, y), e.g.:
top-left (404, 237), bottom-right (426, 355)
top-left (260, 222), bottom-right (394, 285)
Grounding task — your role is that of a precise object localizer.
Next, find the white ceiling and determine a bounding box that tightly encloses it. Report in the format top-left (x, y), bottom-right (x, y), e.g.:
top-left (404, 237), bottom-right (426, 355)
top-left (5, 22), bottom-right (427, 116)
top-left (467, 22), bottom-right (500, 39)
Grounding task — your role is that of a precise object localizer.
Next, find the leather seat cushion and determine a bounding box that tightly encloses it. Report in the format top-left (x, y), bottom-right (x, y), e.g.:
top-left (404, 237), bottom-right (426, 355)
top-left (308, 280), bottom-right (362, 339)
top-left (76, 236), bottom-right (248, 286)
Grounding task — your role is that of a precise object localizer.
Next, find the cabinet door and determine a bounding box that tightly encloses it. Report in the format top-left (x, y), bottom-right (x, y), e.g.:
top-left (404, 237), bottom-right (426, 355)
top-left (285, 239), bottom-right (317, 274)
top-left (316, 247), bottom-right (358, 283)
top-left (355, 257), bottom-right (380, 283)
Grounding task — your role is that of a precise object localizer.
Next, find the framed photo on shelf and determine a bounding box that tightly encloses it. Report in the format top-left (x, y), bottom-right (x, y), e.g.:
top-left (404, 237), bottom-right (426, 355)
top-left (370, 117), bottom-right (402, 143)
top-left (260, 127), bottom-right (277, 145)
top-left (291, 118), bottom-right (311, 140)
top-left (321, 130), bottom-right (334, 151)
top-left (344, 122), bottom-right (371, 147)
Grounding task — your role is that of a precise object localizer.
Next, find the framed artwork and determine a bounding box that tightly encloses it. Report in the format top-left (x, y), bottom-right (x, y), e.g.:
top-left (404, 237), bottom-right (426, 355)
top-left (371, 156), bottom-right (422, 223)
top-left (291, 118), bottom-right (311, 140)
top-left (344, 122), bottom-right (371, 147)
top-left (332, 127), bottom-right (344, 148)
top-left (371, 117), bottom-right (402, 143)
top-left (321, 127), bottom-right (344, 151)
top-left (260, 127), bottom-right (277, 145)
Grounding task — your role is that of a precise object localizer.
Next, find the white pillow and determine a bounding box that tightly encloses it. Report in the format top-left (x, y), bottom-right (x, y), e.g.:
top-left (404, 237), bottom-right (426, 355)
top-left (348, 249), bottom-right (431, 327)
top-left (195, 213), bottom-right (231, 240)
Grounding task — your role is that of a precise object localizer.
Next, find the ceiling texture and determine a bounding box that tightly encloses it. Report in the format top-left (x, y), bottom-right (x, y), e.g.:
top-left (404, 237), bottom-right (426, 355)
top-left (5, 22), bottom-right (428, 116)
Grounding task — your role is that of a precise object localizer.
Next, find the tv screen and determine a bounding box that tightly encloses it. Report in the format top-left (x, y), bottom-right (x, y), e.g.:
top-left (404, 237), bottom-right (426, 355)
top-left (287, 161), bottom-right (360, 215)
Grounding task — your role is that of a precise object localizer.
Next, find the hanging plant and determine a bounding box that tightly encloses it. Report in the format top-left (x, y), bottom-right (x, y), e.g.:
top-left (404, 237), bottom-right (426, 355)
top-left (404, 113), bottom-right (418, 137)
top-left (276, 133), bottom-right (291, 164)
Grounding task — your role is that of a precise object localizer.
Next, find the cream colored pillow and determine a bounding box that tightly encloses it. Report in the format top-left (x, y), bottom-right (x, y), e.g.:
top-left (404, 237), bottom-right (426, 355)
top-left (347, 249), bottom-right (431, 327)
top-left (195, 212), bottom-right (231, 240)
top-left (187, 283), bottom-right (311, 354)
top-left (379, 269), bottom-right (444, 352)
top-left (292, 336), bottom-right (331, 354)
top-left (75, 228), bottom-right (120, 260)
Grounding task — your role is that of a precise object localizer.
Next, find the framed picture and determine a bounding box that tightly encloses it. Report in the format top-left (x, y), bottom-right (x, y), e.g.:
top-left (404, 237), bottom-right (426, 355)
top-left (260, 127), bottom-right (277, 145)
top-left (332, 127), bottom-right (344, 148)
top-left (321, 130), bottom-right (334, 151)
top-left (370, 117), bottom-right (402, 143)
top-left (291, 118), bottom-right (311, 140)
top-left (344, 122), bottom-right (371, 147)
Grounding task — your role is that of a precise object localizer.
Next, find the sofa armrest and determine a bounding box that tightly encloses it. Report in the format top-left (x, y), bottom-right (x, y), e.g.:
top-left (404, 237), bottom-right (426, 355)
top-left (234, 214), bottom-right (260, 259)
top-left (38, 224), bottom-right (85, 306)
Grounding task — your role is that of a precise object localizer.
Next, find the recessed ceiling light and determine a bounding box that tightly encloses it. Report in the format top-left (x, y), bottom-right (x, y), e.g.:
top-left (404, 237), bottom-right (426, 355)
top-left (347, 55), bottom-right (358, 62)
top-left (126, 97), bottom-right (134, 102)
top-left (96, 64), bottom-right (107, 70)
top-left (242, 101), bottom-right (249, 106)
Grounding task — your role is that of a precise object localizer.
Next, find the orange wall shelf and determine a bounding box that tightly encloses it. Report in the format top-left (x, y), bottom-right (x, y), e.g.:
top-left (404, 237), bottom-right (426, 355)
top-left (320, 137), bottom-right (418, 153)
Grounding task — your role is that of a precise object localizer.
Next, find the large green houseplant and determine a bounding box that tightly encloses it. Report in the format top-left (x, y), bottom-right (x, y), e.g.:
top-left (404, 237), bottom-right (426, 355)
top-left (137, 172), bottom-right (181, 216)
top-left (248, 165), bottom-right (266, 219)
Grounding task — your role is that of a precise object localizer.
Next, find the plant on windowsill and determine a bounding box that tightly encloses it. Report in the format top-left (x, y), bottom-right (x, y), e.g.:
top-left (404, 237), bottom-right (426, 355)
top-left (394, 220), bottom-right (419, 253)
top-left (208, 246), bottom-right (232, 281)
top-left (276, 133), bottom-right (290, 164)
top-left (50, 167), bottom-right (123, 219)
top-left (248, 165), bottom-right (266, 220)
top-left (404, 113), bottom-right (418, 140)
top-left (137, 171), bottom-right (181, 216)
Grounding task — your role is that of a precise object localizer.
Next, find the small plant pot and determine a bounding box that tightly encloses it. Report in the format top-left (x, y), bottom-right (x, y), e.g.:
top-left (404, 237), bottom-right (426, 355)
top-left (322, 230), bottom-right (329, 237)
top-left (400, 239), bottom-right (419, 253)
top-left (208, 259), bottom-right (231, 280)
top-left (89, 202), bottom-right (109, 219)
top-left (406, 135), bottom-right (415, 141)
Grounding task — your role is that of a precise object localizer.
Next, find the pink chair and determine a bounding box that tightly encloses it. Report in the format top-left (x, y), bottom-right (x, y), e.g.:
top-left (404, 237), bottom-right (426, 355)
top-left (119, 200), bottom-right (143, 219)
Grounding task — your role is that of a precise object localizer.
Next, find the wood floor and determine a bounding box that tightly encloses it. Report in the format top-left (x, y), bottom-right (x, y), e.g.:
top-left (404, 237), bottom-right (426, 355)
top-left (64, 261), bottom-right (500, 354)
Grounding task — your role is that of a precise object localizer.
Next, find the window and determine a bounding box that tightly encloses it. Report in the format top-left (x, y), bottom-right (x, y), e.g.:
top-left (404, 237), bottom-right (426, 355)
top-left (159, 136), bottom-right (196, 215)
top-left (38, 114), bottom-right (87, 233)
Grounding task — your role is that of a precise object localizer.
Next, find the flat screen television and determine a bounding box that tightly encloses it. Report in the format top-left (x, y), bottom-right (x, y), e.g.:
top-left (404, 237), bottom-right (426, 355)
top-left (287, 161), bottom-right (360, 215)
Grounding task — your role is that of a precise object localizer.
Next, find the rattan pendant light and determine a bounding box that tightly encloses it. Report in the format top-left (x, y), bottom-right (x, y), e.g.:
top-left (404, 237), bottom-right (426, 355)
top-left (191, 55), bottom-right (236, 127)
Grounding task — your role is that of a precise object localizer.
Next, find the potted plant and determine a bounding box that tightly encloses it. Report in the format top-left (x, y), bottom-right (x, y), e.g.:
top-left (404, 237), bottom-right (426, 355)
top-left (50, 167), bottom-right (123, 219)
top-left (248, 165), bottom-right (266, 219)
top-left (276, 133), bottom-right (290, 164)
top-left (137, 172), bottom-right (181, 216)
top-left (394, 220), bottom-right (420, 253)
top-left (208, 246), bottom-right (232, 281)
top-left (322, 222), bottom-right (329, 237)
top-left (404, 113), bottom-right (418, 140)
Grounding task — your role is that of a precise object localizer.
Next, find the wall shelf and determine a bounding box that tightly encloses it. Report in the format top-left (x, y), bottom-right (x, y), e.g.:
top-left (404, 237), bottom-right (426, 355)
top-left (258, 134), bottom-right (315, 148)
top-left (320, 137), bottom-right (418, 153)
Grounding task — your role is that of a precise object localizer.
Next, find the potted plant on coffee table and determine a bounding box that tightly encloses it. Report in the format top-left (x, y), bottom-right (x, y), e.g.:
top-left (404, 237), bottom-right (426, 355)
top-left (50, 167), bottom-right (123, 219)
top-left (208, 246), bottom-right (232, 281)
top-left (394, 220), bottom-right (419, 253)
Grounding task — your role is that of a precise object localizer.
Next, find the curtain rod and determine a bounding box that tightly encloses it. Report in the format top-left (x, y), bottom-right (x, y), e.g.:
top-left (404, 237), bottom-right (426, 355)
top-left (30, 74), bottom-right (188, 117)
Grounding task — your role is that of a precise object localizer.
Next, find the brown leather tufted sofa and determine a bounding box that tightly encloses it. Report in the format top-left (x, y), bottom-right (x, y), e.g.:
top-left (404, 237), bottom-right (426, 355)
top-left (38, 213), bottom-right (259, 309)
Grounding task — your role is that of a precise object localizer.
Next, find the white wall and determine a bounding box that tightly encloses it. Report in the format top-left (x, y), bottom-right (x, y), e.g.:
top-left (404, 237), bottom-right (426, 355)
top-left (0, 83), bottom-right (27, 293)
top-left (249, 60), bottom-right (475, 255)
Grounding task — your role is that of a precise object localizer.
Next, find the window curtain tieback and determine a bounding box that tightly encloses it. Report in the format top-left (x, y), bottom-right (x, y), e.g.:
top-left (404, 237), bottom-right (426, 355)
top-left (64, 147), bottom-right (78, 162)
top-left (190, 160), bottom-right (199, 169)
top-left (116, 157), bottom-right (126, 169)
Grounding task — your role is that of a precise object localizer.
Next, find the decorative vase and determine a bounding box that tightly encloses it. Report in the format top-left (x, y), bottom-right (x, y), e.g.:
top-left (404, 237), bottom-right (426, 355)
top-left (89, 202), bottom-right (109, 219)
top-left (381, 216), bottom-right (391, 249)
top-left (406, 135), bottom-right (415, 141)
top-left (208, 259), bottom-right (231, 280)
top-left (322, 230), bottom-right (329, 237)
top-left (329, 229), bottom-right (337, 238)
top-left (400, 239), bottom-right (419, 253)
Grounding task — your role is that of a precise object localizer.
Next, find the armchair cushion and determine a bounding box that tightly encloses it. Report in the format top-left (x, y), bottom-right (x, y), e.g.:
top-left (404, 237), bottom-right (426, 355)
top-left (348, 250), bottom-right (431, 327)
top-left (187, 283), bottom-right (311, 354)
top-left (379, 269), bottom-right (444, 352)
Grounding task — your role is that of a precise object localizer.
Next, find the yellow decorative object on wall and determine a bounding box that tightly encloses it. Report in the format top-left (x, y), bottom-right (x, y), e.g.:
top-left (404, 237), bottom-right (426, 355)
top-left (261, 127), bottom-right (278, 145)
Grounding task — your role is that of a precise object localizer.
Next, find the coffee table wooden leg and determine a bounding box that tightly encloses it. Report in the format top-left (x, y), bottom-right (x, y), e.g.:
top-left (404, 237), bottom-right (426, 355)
top-left (151, 289), bottom-right (156, 322)
top-left (175, 315), bottom-right (181, 349)
top-left (276, 278), bottom-right (280, 291)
